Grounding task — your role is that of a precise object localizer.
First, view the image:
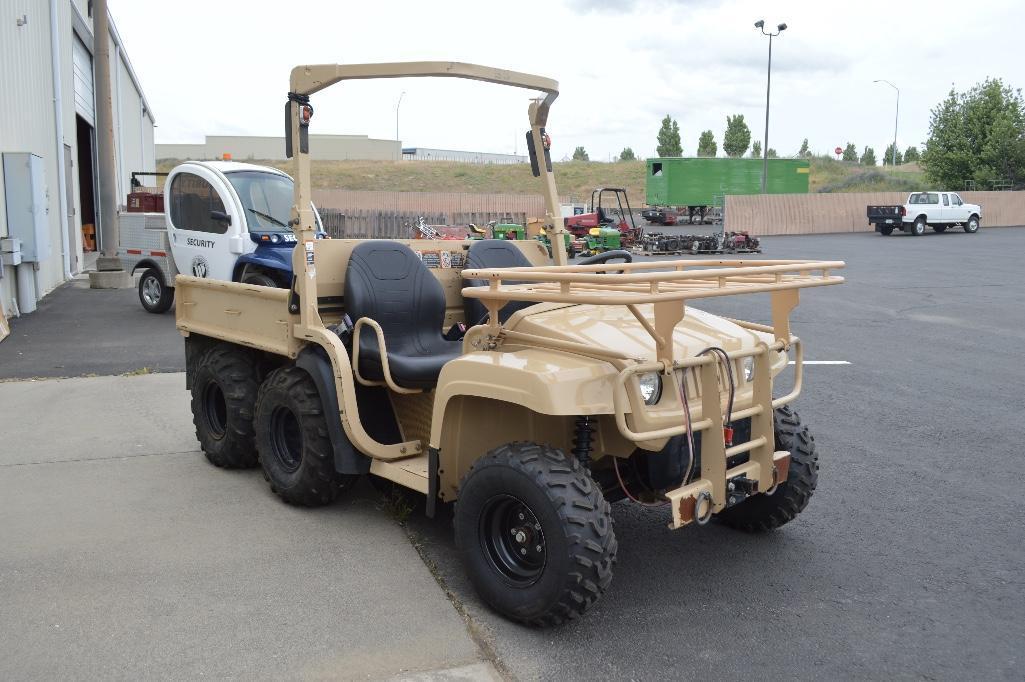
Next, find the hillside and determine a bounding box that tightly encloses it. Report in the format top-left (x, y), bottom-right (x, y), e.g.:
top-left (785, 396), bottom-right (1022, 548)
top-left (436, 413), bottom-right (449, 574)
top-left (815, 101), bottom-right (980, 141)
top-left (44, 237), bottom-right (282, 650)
top-left (157, 156), bottom-right (926, 200)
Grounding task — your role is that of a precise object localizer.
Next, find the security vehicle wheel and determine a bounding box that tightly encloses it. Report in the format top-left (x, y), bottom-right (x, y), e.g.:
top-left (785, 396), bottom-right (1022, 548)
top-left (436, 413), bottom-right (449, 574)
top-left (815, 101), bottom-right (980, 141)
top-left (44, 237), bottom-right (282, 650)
top-left (454, 442), bottom-right (616, 626)
top-left (242, 272), bottom-right (278, 287)
top-left (717, 405), bottom-right (817, 532)
top-left (191, 345), bottom-right (260, 469)
top-left (138, 268), bottom-right (174, 313)
top-left (933, 225), bottom-right (947, 233)
top-left (879, 226), bottom-right (894, 236)
top-left (910, 217), bottom-right (926, 236)
top-left (964, 216), bottom-right (980, 233)
top-left (254, 366), bottom-right (358, 506)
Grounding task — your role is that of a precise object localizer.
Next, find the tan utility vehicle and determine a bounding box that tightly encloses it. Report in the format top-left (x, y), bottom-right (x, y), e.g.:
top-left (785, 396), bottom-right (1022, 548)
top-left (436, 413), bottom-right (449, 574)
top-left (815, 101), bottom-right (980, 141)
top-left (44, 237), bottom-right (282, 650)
top-left (176, 62), bottom-right (844, 626)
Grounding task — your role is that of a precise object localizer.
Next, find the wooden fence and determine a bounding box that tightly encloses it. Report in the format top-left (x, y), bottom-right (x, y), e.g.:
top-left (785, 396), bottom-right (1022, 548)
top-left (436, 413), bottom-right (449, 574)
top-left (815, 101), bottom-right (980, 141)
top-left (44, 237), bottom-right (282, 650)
top-left (725, 191), bottom-right (1025, 235)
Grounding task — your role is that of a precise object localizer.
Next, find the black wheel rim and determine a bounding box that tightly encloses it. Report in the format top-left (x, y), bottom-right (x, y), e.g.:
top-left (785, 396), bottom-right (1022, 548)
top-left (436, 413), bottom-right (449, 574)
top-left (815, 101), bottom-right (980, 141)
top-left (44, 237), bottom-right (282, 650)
top-left (203, 382), bottom-right (227, 439)
top-left (478, 494), bottom-right (546, 587)
top-left (270, 406), bottom-right (303, 472)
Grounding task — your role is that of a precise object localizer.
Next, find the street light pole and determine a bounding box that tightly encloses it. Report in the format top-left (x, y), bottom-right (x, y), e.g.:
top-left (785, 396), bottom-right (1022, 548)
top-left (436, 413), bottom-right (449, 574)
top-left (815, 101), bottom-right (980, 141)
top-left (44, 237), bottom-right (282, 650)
top-left (874, 79), bottom-right (899, 166)
top-left (395, 91), bottom-right (406, 144)
top-left (755, 20), bottom-right (787, 194)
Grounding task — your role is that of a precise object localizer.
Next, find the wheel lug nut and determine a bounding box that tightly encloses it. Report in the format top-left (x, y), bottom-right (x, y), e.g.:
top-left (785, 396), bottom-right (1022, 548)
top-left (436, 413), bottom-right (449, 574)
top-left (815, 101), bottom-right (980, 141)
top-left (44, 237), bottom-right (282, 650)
top-left (518, 513), bottom-right (524, 520)
top-left (535, 545), bottom-right (542, 552)
top-left (520, 548), bottom-right (527, 555)
top-left (534, 523), bottom-right (540, 530)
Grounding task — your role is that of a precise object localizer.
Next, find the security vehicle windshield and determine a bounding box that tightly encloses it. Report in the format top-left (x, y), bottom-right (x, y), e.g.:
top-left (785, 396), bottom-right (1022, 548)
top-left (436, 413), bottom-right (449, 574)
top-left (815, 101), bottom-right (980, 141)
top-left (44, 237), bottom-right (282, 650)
top-left (226, 171), bottom-right (293, 232)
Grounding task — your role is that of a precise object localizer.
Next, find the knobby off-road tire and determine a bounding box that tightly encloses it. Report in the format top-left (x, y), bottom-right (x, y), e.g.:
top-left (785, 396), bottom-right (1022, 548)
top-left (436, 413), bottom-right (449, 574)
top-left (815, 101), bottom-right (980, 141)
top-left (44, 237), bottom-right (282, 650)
top-left (717, 405), bottom-right (818, 533)
top-left (254, 366), bottom-right (358, 506)
top-left (191, 345), bottom-right (260, 469)
top-left (454, 442), bottom-right (617, 627)
top-left (138, 268), bottom-right (174, 313)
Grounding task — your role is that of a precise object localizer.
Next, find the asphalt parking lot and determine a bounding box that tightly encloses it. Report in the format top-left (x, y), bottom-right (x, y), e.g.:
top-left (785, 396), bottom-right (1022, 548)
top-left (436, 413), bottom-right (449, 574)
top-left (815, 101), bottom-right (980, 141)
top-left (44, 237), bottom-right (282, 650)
top-left (2, 226), bottom-right (1023, 679)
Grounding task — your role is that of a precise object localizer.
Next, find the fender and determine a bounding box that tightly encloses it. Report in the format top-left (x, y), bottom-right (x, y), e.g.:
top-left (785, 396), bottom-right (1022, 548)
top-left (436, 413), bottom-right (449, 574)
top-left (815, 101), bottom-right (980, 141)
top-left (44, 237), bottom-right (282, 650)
top-left (233, 246), bottom-right (294, 283)
top-left (295, 345), bottom-right (371, 475)
top-left (130, 258), bottom-right (173, 287)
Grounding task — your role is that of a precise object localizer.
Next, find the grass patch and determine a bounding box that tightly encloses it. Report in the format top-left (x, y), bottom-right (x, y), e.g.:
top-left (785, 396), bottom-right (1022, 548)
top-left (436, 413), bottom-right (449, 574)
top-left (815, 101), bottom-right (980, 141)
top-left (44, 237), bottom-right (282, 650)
top-left (121, 367), bottom-right (152, 376)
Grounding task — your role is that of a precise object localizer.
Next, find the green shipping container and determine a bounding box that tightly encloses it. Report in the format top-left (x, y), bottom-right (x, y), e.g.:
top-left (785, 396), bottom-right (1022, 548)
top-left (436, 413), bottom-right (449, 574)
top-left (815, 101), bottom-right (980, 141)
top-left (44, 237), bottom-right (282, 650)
top-left (645, 157), bottom-right (810, 207)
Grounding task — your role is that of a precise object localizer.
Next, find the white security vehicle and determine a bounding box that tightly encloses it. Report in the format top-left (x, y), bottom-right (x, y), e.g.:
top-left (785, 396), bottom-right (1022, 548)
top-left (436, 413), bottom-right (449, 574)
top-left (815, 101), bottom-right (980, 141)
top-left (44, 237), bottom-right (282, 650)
top-left (119, 161), bottom-right (321, 313)
top-left (867, 191), bottom-right (981, 236)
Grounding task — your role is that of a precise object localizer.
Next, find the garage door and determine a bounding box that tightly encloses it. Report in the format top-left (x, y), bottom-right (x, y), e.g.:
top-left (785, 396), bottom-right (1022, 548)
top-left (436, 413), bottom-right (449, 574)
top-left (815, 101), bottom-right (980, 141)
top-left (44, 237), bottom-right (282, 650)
top-left (72, 36), bottom-right (94, 126)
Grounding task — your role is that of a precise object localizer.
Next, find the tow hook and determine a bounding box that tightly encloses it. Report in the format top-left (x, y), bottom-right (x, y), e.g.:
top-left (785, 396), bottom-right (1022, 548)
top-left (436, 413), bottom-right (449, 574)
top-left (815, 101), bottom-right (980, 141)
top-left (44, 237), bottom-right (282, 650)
top-left (726, 475), bottom-right (758, 507)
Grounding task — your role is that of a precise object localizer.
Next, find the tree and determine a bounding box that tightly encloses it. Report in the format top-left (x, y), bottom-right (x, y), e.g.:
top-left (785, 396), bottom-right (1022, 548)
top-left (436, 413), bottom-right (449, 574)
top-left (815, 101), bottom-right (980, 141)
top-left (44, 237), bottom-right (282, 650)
top-left (697, 130), bottom-right (717, 157)
top-left (723, 114), bottom-right (751, 157)
top-left (860, 146), bottom-right (877, 166)
top-left (619, 147), bottom-right (636, 161)
top-left (922, 78), bottom-right (1025, 188)
top-left (903, 146), bottom-right (920, 163)
top-left (798, 138), bottom-right (810, 157)
top-left (842, 143), bottom-right (858, 162)
top-left (882, 142), bottom-right (903, 165)
top-left (572, 146), bottom-right (589, 161)
top-left (766, 148), bottom-right (778, 159)
top-left (656, 115), bottom-right (682, 157)
top-left (750, 140), bottom-right (762, 158)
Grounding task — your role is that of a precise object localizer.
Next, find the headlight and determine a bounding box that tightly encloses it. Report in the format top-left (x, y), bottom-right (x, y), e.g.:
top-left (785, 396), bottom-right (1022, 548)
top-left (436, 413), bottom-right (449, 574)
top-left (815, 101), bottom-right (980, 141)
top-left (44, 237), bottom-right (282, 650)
top-left (743, 356), bottom-right (754, 381)
top-left (638, 372), bottom-right (662, 405)
top-left (270, 233), bottom-right (282, 244)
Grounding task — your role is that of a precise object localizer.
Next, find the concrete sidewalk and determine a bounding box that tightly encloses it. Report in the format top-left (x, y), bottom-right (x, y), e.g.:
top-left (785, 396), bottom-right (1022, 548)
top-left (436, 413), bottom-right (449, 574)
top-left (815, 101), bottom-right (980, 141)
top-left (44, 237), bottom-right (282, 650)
top-left (0, 373), bottom-right (493, 680)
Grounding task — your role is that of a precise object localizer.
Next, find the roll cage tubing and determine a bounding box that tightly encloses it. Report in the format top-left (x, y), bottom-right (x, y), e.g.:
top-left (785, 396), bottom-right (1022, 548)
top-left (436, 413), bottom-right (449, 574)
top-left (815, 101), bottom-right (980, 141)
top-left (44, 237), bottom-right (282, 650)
top-left (286, 62), bottom-right (564, 332)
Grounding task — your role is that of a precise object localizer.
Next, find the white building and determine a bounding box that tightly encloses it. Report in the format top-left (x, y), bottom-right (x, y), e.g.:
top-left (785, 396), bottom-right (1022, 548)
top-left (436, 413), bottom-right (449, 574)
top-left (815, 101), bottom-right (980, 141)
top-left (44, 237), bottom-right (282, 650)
top-left (157, 134), bottom-right (400, 162)
top-left (0, 0), bottom-right (155, 316)
top-left (401, 147), bottom-right (526, 165)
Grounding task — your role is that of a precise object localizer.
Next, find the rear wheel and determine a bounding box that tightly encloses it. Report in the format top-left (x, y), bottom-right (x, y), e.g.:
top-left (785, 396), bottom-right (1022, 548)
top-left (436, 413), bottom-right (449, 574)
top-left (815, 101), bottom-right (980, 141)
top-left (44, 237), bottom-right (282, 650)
top-left (964, 215), bottom-right (980, 233)
top-left (878, 226), bottom-right (894, 236)
top-left (455, 443), bottom-right (616, 626)
top-left (254, 366), bottom-right (357, 506)
top-left (717, 405), bottom-right (818, 533)
top-left (191, 345), bottom-right (260, 469)
top-left (138, 268), bottom-right (174, 313)
top-left (910, 217), bottom-right (926, 236)
top-left (242, 271), bottom-right (278, 287)
top-left (933, 225), bottom-right (947, 233)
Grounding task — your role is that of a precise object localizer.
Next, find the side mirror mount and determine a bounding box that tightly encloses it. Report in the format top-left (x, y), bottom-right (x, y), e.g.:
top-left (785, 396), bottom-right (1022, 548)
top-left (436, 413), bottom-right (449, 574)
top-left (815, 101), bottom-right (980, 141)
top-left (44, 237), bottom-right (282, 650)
top-left (210, 210), bottom-right (232, 225)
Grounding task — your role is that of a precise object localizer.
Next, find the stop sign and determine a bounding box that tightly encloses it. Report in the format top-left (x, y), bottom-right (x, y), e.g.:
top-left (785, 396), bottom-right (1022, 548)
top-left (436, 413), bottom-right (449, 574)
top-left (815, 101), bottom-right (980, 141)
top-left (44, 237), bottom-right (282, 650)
top-left (834, 146), bottom-right (843, 155)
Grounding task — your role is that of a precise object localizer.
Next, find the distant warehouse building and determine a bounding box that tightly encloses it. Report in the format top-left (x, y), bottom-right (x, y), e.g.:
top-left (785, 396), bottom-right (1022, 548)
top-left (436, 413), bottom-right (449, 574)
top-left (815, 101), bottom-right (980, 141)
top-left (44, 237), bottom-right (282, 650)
top-left (157, 134), bottom-right (401, 162)
top-left (402, 147), bottom-right (526, 164)
top-left (1, 0), bottom-right (155, 316)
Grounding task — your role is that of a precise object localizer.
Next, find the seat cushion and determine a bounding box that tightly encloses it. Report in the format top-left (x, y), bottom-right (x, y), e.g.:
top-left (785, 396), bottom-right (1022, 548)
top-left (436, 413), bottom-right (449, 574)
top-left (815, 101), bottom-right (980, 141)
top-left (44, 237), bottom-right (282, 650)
top-left (344, 241), bottom-right (462, 389)
top-left (463, 240), bottom-right (539, 326)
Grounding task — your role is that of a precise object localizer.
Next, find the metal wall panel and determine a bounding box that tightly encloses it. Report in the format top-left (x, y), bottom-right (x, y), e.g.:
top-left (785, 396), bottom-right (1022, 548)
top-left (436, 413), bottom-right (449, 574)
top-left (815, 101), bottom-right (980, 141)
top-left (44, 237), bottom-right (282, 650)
top-left (72, 34), bottom-right (94, 125)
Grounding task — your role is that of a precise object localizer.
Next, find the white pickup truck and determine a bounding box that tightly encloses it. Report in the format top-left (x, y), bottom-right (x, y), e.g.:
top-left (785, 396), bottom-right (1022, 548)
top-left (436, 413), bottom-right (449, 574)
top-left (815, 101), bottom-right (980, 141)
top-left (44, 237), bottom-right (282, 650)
top-left (119, 160), bottom-right (323, 313)
top-left (867, 191), bottom-right (982, 236)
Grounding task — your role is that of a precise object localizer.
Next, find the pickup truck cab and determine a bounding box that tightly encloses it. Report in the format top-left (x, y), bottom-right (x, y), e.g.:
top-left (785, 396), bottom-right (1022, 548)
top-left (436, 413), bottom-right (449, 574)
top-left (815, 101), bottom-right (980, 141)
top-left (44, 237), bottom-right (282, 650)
top-left (867, 191), bottom-right (981, 236)
top-left (119, 160), bottom-right (323, 313)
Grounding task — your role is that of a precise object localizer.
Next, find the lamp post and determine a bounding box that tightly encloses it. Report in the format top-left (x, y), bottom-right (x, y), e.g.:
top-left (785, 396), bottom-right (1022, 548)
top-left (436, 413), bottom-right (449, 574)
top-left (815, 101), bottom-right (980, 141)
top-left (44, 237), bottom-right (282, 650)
top-left (874, 79), bottom-right (899, 166)
top-left (395, 90), bottom-right (406, 143)
top-left (755, 19), bottom-right (787, 193)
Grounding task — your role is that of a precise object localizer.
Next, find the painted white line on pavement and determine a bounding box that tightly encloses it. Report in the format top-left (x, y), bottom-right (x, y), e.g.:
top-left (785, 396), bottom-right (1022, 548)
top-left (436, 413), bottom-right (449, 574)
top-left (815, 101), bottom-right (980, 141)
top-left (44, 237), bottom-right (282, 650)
top-left (789, 360), bottom-right (851, 365)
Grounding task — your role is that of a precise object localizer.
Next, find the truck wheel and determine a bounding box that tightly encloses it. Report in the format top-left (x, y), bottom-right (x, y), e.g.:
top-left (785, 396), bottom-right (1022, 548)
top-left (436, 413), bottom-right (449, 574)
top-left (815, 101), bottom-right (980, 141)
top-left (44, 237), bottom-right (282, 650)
top-left (242, 272), bottom-right (278, 287)
top-left (716, 405), bottom-right (818, 533)
top-left (138, 268), bottom-right (174, 313)
top-left (964, 216), bottom-right (980, 233)
top-left (254, 366), bottom-right (357, 506)
top-left (878, 226), bottom-right (894, 236)
top-left (933, 225), bottom-right (947, 233)
top-left (454, 442), bottom-right (616, 627)
top-left (910, 217), bottom-right (926, 236)
top-left (191, 345), bottom-right (260, 469)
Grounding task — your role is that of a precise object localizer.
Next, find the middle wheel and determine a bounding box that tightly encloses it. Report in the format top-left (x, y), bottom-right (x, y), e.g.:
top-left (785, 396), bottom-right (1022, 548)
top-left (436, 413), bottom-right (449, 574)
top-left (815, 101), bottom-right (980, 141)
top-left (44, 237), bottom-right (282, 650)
top-left (254, 366), bottom-right (358, 506)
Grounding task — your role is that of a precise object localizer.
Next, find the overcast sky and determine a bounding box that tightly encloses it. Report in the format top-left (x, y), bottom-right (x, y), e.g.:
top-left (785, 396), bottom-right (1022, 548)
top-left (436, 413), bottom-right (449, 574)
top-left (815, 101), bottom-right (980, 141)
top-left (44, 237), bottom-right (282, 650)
top-left (110, 0), bottom-right (1024, 161)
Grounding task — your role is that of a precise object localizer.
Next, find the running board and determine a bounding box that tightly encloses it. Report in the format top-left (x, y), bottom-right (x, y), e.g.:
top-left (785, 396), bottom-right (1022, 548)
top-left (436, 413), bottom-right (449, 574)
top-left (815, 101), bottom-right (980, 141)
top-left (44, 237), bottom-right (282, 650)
top-left (370, 455), bottom-right (430, 494)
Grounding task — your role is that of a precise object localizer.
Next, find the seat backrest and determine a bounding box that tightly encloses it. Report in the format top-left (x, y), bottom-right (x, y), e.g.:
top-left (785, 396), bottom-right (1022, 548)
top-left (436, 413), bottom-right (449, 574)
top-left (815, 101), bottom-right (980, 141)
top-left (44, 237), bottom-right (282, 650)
top-left (463, 239), bottom-right (536, 326)
top-left (345, 241), bottom-right (447, 352)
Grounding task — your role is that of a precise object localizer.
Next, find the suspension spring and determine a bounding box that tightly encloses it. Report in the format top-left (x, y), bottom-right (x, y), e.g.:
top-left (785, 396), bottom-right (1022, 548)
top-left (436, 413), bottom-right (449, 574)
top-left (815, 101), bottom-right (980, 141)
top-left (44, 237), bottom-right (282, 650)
top-left (573, 416), bottom-right (594, 469)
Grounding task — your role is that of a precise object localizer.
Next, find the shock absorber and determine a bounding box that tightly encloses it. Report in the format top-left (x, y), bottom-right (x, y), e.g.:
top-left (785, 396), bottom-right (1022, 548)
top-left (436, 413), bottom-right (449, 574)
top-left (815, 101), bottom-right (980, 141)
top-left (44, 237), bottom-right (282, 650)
top-left (573, 416), bottom-right (594, 469)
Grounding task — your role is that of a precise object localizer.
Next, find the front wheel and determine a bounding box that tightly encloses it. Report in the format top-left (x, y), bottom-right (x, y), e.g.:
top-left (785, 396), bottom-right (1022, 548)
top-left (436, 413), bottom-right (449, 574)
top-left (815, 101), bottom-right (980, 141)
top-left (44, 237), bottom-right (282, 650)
top-left (242, 271), bottom-right (278, 287)
top-left (138, 268), bottom-right (174, 313)
top-left (964, 216), bottom-right (980, 233)
top-left (455, 443), bottom-right (616, 626)
top-left (254, 366), bottom-right (358, 506)
top-left (716, 405), bottom-right (818, 533)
